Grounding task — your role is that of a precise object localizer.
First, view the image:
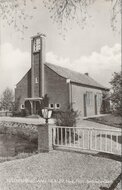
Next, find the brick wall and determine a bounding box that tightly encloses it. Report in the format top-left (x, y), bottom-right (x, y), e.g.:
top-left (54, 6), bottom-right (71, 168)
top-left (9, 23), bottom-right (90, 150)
top-left (45, 65), bottom-right (69, 111)
top-left (15, 63), bottom-right (106, 116)
top-left (15, 70), bottom-right (31, 109)
top-left (71, 83), bottom-right (103, 117)
top-left (31, 35), bottom-right (45, 98)
top-left (32, 53), bottom-right (40, 97)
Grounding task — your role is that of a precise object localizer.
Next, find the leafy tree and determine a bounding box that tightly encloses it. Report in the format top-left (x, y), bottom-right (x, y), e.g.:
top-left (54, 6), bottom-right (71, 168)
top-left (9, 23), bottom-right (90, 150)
top-left (13, 96), bottom-right (21, 112)
top-left (109, 72), bottom-right (122, 116)
top-left (44, 0), bottom-right (121, 32)
top-left (0, 0), bottom-right (121, 34)
top-left (1, 87), bottom-right (14, 111)
top-left (100, 91), bottom-right (110, 114)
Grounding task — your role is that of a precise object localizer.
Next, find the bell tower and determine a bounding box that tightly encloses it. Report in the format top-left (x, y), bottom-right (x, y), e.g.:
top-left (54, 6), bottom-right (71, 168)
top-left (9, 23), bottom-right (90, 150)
top-left (31, 33), bottom-right (46, 98)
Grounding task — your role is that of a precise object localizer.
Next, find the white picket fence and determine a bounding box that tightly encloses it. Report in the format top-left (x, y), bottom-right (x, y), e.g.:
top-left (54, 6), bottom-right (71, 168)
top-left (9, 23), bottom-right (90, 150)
top-left (52, 126), bottom-right (122, 155)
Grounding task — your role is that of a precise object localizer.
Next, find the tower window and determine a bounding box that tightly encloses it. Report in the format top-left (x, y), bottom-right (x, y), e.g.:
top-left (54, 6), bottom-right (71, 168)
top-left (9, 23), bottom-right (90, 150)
top-left (33, 37), bottom-right (41, 52)
top-left (35, 77), bottom-right (38, 84)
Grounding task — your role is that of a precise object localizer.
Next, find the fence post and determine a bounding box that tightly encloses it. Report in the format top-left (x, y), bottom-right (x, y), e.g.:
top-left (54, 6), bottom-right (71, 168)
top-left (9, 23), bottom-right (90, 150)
top-left (37, 124), bottom-right (53, 152)
top-left (89, 129), bottom-right (91, 150)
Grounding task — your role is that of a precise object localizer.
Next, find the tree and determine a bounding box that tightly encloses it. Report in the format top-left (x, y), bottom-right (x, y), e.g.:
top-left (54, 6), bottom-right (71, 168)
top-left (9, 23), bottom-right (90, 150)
top-left (1, 87), bottom-right (14, 111)
top-left (0, 0), bottom-right (121, 35)
top-left (100, 90), bottom-right (110, 114)
top-left (109, 72), bottom-right (122, 116)
top-left (44, 0), bottom-right (121, 32)
top-left (41, 94), bottom-right (49, 108)
top-left (0, 0), bottom-right (35, 35)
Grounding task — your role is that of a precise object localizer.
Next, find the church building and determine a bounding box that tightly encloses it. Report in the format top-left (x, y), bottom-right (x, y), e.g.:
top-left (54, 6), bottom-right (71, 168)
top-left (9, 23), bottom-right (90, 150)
top-left (15, 34), bottom-right (109, 117)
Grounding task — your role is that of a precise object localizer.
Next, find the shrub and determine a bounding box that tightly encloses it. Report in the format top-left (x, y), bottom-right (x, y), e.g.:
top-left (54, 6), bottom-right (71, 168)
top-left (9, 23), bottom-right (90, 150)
top-left (54, 108), bottom-right (79, 143)
top-left (13, 108), bottom-right (29, 117)
top-left (12, 110), bottom-right (21, 117)
top-left (55, 108), bottom-right (79, 127)
top-left (21, 108), bottom-right (29, 117)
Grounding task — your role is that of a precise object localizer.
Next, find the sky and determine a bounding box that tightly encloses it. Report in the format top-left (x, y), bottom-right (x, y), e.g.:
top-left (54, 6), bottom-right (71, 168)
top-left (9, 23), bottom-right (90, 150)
top-left (0, 0), bottom-right (121, 96)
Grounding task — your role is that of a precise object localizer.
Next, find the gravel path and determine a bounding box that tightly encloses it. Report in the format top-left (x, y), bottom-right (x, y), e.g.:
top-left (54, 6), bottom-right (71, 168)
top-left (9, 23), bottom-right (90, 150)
top-left (0, 151), bottom-right (121, 190)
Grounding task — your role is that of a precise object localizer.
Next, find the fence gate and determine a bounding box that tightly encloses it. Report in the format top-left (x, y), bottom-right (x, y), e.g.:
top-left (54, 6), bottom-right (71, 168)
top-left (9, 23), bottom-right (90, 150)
top-left (52, 126), bottom-right (121, 155)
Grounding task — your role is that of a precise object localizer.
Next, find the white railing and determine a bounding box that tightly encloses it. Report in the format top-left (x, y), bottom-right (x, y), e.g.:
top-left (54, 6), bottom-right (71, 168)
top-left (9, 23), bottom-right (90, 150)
top-left (52, 126), bottom-right (122, 155)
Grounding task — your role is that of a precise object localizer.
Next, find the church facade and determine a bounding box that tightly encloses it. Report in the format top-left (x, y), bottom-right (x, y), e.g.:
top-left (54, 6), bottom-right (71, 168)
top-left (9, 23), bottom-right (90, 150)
top-left (15, 34), bottom-right (109, 117)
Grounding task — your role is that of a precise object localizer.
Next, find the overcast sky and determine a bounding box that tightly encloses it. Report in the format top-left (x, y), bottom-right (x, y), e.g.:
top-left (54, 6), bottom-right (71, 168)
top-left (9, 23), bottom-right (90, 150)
top-left (0, 0), bottom-right (121, 95)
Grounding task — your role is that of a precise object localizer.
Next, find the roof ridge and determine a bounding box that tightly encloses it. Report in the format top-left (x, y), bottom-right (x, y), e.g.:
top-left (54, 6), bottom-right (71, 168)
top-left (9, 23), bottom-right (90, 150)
top-left (46, 62), bottom-right (84, 75)
top-left (45, 62), bottom-right (109, 90)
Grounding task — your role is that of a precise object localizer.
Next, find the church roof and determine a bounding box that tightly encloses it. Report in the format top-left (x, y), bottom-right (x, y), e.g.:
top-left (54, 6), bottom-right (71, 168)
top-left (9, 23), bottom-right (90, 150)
top-left (45, 62), bottom-right (109, 90)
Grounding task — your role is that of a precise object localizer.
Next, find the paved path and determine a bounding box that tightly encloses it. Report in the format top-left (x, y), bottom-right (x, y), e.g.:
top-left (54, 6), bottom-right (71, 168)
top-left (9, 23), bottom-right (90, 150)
top-left (77, 119), bottom-right (118, 130)
top-left (0, 116), bottom-right (55, 125)
top-left (0, 116), bottom-right (118, 131)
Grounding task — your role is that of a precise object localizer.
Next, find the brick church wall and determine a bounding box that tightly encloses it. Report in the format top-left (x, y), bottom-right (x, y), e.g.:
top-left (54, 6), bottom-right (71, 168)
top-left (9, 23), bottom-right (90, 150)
top-left (32, 53), bottom-right (40, 97)
top-left (71, 83), bottom-right (103, 117)
top-left (15, 69), bottom-right (31, 109)
top-left (44, 65), bottom-right (69, 111)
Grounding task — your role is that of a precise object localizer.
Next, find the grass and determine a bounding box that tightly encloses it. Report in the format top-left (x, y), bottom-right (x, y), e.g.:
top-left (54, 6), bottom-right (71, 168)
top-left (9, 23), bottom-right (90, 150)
top-left (87, 114), bottom-right (122, 129)
top-left (0, 121), bottom-right (38, 161)
top-left (0, 121), bottom-right (38, 142)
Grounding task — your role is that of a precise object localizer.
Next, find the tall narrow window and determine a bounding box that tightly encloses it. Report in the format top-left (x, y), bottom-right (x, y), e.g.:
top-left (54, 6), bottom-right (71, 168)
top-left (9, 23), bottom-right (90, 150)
top-left (35, 77), bottom-right (38, 84)
top-left (33, 37), bottom-right (41, 52)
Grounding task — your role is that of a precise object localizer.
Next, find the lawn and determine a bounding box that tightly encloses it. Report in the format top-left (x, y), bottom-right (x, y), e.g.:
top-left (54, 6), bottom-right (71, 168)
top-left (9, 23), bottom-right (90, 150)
top-left (0, 121), bottom-right (38, 162)
top-left (87, 114), bottom-right (122, 129)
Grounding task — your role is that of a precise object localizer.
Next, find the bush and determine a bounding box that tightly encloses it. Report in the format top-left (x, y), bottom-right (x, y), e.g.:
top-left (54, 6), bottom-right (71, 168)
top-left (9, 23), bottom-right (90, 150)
top-left (21, 108), bottom-right (29, 117)
top-left (55, 108), bottom-right (79, 127)
top-left (54, 108), bottom-right (79, 143)
top-left (12, 108), bottom-right (29, 117)
top-left (12, 110), bottom-right (21, 117)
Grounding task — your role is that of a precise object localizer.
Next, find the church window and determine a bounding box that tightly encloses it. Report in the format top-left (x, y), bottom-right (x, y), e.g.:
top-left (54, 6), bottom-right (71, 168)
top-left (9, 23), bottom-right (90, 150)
top-left (21, 104), bottom-right (25, 109)
top-left (49, 103), bottom-right (54, 109)
top-left (55, 103), bottom-right (60, 109)
top-left (33, 37), bottom-right (40, 52)
top-left (35, 77), bottom-right (38, 84)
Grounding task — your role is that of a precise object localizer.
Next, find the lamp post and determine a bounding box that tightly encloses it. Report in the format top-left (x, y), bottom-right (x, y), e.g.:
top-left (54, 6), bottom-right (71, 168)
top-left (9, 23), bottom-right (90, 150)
top-left (42, 107), bottom-right (52, 124)
top-left (38, 107), bottom-right (53, 153)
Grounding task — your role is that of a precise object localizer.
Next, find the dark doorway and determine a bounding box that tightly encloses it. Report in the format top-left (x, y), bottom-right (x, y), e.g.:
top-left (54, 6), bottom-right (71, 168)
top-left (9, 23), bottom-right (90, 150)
top-left (83, 94), bottom-right (87, 117)
top-left (25, 100), bottom-right (31, 115)
top-left (94, 95), bottom-right (97, 115)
